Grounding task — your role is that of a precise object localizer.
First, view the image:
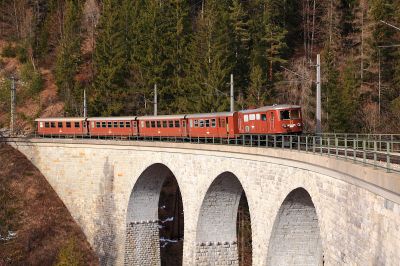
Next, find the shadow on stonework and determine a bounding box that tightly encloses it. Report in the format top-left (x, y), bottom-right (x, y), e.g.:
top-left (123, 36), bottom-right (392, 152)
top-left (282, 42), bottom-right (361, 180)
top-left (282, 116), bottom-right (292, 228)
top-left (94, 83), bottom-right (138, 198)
top-left (93, 156), bottom-right (117, 265)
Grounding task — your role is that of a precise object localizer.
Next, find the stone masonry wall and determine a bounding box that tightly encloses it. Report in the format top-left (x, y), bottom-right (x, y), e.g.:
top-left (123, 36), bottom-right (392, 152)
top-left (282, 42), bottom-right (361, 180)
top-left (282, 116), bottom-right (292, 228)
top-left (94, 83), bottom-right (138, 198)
top-left (124, 221), bottom-right (160, 266)
top-left (195, 242), bottom-right (239, 266)
top-left (9, 140), bottom-right (400, 266)
top-left (266, 188), bottom-right (323, 266)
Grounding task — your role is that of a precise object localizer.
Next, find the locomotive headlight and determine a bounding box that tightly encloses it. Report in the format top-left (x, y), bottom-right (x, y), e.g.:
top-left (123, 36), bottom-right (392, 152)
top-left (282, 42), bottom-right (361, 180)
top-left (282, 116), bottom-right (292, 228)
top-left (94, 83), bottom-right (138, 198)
top-left (282, 124), bottom-right (287, 128)
top-left (297, 123), bottom-right (302, 127)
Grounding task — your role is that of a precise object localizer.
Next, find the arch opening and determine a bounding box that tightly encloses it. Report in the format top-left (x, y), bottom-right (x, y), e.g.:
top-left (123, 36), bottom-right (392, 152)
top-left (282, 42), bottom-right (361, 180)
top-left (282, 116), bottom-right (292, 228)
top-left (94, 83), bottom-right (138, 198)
top-left (124, 164), bottom-right (184, 266)
top-left (196, 172), bottom-right (252, 266)
top-left (266, 188), bottom-right (323, 266)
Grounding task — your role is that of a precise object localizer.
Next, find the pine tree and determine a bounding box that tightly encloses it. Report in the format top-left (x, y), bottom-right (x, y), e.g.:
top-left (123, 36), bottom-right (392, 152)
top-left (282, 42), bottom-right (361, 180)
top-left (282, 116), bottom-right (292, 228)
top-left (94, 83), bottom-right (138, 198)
top-left (92, 0), bottom-right (128, 116)
top-left (55, 0), bottom-right (83, 116)
top-left (187, 0), bottom-right (233, 113)
top-left (247, 65), bottom-right (266, 107)
top-left (229, 0), bottom-right (250, 97)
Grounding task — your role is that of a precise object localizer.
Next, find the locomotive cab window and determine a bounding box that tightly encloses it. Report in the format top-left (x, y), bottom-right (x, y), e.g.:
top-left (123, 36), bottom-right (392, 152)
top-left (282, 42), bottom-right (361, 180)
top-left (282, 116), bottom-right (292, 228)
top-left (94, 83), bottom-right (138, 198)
top-left (58, 122), bottom-right (63, 128)
top-left (244, 115), bottom-right (249, 122)
top-left (291, 109), bottom-right (300, 119)
top-left (75, 122), bottom-right (80, 128)
top-left (66, 122), bottom-right (71, 128)
top-left (280, 110), bottom-right (290, 120)
top-left (261, 114), bottom-right (267, 121)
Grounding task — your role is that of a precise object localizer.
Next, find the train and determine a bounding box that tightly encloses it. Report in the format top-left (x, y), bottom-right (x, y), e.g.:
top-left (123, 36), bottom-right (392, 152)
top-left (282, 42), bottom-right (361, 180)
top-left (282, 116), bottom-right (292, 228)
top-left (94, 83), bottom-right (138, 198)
top-left (35, 104), bottom-right (303, 138)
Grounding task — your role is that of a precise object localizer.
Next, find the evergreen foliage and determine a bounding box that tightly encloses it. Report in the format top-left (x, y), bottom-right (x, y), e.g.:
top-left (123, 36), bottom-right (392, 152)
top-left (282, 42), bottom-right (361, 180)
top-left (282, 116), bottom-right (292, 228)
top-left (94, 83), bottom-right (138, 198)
top-left (55, 0), bottom-right (83, 116)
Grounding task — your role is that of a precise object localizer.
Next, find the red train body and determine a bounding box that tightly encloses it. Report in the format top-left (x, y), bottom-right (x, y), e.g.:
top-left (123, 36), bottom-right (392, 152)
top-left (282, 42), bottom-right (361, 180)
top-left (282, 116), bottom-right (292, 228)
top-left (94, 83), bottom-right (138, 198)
top-left (35, 105), bottom-right (303, 138)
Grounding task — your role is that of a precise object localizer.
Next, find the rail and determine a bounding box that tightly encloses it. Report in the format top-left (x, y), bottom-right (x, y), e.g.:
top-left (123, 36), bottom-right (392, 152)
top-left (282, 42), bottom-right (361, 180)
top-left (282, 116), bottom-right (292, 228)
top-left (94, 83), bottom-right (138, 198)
top-left (2, 133), bottom-right (400, 174)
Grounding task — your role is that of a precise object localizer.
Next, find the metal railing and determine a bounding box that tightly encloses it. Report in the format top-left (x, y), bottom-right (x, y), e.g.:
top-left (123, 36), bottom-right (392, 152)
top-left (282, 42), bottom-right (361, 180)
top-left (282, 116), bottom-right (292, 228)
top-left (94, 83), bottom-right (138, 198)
top-left (4, 132), bottom-right (400, 174)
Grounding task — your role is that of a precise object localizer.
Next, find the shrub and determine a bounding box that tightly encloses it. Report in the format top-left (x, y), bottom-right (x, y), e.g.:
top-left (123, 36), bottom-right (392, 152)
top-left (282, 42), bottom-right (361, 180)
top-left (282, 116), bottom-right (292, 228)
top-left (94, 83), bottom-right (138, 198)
top-left (16, 46), bottom-right (28, 63)
top-left (55, 238), bottom-right (84, 266)
top-left (2, 44), bottom-right (16, 58)
top-left (20, 63), bottom-right (44, 95)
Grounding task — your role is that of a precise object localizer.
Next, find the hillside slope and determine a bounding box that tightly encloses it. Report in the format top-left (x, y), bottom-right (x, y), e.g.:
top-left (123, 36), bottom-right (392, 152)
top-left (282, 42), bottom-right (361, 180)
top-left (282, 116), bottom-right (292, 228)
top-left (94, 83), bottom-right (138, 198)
top-left (0, 143), bottom-right (98, 265)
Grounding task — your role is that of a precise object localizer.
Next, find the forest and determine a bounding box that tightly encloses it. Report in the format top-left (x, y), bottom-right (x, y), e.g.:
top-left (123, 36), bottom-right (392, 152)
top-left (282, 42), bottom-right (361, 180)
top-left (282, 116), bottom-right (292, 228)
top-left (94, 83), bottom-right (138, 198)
top-left (0, 0), bottom-right (399, 133)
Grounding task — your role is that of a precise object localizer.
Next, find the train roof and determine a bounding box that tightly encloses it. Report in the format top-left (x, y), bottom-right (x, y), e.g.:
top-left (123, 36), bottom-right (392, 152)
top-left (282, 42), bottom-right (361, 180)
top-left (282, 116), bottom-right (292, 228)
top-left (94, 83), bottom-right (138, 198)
top-left (137, 114), bottom-right (186, 120)
top-left (185, 112), bottom-right (235, 119)
top-left (239, 104), bottom-right (301, 114)
top-left (87, 116), bottom-right (137, 121)
top-left (35, 117), bottom-right (85, 122)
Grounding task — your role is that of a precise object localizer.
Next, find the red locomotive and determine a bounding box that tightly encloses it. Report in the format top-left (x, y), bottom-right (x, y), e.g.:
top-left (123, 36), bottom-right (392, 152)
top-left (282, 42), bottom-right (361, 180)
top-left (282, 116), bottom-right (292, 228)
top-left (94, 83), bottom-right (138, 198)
top-left (35, 104), bottom-right (302, 138)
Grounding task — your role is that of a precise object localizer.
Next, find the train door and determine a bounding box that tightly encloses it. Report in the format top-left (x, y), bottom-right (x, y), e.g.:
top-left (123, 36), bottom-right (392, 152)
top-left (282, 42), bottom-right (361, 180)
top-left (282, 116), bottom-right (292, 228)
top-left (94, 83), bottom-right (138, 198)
top-left (269, 112), bottom-right (275, 132)
top-left (181, 120), bottom-right (187, 137)
top-left (219, 118), bottom-right (226, 137)
top-left (132, 121), bottom-right (138, 135)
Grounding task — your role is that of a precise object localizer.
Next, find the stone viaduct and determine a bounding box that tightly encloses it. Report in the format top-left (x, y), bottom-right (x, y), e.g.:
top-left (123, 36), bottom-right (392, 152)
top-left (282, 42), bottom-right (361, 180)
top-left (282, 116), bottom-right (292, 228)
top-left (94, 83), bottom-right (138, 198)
top-left (7, 138), bottom-right (400, 266)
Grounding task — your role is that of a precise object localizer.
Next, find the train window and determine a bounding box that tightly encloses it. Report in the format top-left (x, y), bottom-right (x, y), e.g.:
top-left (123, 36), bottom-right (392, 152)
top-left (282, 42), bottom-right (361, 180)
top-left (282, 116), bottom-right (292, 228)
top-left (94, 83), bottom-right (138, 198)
top-left (83, 122), bottom-right (86, 128)
top-left (51, 122), bottom-right (56, 128)
top-left (157, 121), bottom-right (161, 128)
top-left (151, 121), bottom-right (156, 128)
top-left (162, 121), bottom-right (167, 128)
top-left (39, 122), bottom-right (43, 128)
top-left (75, 122), bottom-right (80, 128)
top-left (113, 121), bottom-right (118, 127)
top-left (141, 121), bottom-right (145, 128)
top-left (175, 121), bottom-right (180, 128)
top-left (66, 122), bottom-right (71, 128)
top-left (126, 122), bottom-right (131, 128)
top-left (194, 120), bottom-right (198, 127)
top-left (96, 122), bottom-right (100, 128)
top-left (291, 109), bottom-right (300, 119)
top-left (102, 122), bottom-right (106, 128)
top-left (280, 110), bottom-right (290, 120)
top-left (199, 120), bottom-right (204, 128)
top-left (261, 114), bottom-right (267, 121)
top-left (146, 121), bottom-right (150, 128)
top-left (220, 118), bottom-right (226, 127)
top-left (256, 114), bottom-right (260, 120)
top-left (107, 122), bottom-right (112, 128)
top-left (58, 122), bottom-right (63, 128)
top-left (133, 122), bottom-right (137, 128)
top-left (189, 120), bottom-right (193, 128)
top-left (205, 120), bottom-right (210, 127)
top-left (211, 119), bottom-right (216, 127)
top-left (244, 115), bottom-right (249, 122)
top-left (249, 114), bottom-right (255, 121)
top-left (120, 121), bottom-right (124, 128)
top-left (45, 122), bottom-right (50, 128)
top-left (169, 121), bottom-right (174, 128)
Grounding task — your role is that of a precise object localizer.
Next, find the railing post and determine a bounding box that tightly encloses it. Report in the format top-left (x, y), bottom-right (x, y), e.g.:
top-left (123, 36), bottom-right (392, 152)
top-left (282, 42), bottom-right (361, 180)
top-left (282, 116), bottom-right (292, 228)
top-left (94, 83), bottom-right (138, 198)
top-left (243, 135), bottom-right (245, 146)
top-left (298, 135), bottom-right (301, 152)
top-left (386, 142), bottom-right (391, 172)
top-left (344, 136), bottom-right (347, 160)
top-left (312, 136), bottom-right (315, 154)
top-left (282, 136), bottom-right (285, 149)
top-left (250, 135), bottom-right (253, 147)
top-left (327, 137), bottom-right (330, 157)
top-left (373, 141), bottom-right (377, 169)
top-left (335, 137), bottom-right (338, 158)
top-left (363, 140), bottom-right (366, 164)
top-left (320, 137), bottom-right (323, 155)
top-left (290, 135), bottom-right (293, 150)
top-left (235, 135), bottom-right (238, 145)
top-left (274, 135), bottom-right (276, 148)
top-left (258, 135), bottom-right (260, 147)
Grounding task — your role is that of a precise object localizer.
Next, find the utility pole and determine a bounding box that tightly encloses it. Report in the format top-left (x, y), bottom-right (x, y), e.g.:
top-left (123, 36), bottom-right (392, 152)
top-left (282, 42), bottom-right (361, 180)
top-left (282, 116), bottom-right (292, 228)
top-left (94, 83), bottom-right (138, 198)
top-left (83, 88), bottom-right (87, 118)
top-left (154, 84), bottom-right (157, 116)
top-left (378, 49), bottom-right (381, 115)
top-left (10, 76), bottom-right (16, 137)
top-left (316, 54), bottom-right (321, 134)
top-left (230, 74), bottom-right (234, 112)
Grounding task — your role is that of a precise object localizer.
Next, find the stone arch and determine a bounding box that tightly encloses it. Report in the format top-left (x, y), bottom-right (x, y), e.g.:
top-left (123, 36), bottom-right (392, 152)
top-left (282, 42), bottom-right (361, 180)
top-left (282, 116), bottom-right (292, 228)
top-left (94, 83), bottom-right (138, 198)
top-left (124, 163), bottom-right (184, 266)
top-left (266, 187), bottom-right (323, 266)
top-left (195, 172), bottom-right (252, 265)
